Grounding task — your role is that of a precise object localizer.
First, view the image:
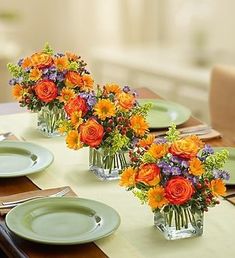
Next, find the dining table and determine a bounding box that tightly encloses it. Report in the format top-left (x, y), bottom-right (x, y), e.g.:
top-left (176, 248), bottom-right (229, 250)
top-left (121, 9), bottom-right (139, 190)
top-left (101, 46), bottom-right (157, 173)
top-left (0, 87), bottom-right (235, 258)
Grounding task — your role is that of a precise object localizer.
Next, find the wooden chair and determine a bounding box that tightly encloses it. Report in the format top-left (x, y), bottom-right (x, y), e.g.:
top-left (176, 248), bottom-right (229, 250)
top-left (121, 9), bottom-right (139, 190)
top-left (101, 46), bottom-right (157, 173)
top-left (209, 65), bottom-right (235, 139)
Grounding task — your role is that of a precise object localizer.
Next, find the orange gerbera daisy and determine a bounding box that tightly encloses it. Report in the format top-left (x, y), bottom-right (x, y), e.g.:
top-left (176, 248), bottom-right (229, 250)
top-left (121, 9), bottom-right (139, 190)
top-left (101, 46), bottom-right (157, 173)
top-left (21, 57), bottom-right (32, 69)
top-left (80, 75), bottom-right (94, 91)
top-left (54, 56), bottom-right (69, 71)
top-left (58, 88), bottom-right (75, 103)
top-left (148, 143), bottom-right (169, 159)
top-left (210, 179), bottom-right (226, 197)
top-left (94, 99), bottom-right (116, 120)
top-left (66, 52), bottom-right (79, 61)
top-left (138, 134), bottom-right (155, 148)
top-left (189, 157), bottom-right (205, 176)
top-left (70, 111), bottom-right (83, 128)
top-left (119, 167), bottom-right (137, 187)
top-left (148, 186), bottom-right (168, 209)
top-left (12, 84), bottom-right (25, 100)
top-left (66, 130), bottom-right (83, 150)
top-left (29, 68), bottom-right (42, 81)
top-left (130, 115), bottom-right (149, 137)
top-left (104, 83), bottom-right (122, 94)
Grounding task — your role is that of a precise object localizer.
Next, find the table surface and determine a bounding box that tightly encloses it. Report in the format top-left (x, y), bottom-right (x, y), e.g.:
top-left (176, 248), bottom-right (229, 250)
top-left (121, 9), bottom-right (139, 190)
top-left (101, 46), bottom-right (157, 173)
top-left (0, 87), bottom-right (234, 258)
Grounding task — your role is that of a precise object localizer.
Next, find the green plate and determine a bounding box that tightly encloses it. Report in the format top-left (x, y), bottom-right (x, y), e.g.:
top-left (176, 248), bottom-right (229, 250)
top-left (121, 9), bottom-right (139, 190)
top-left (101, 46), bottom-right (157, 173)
top-left (138, 99), bottom-right (191, 128)
top-left (6, 197), bottom-right (121, 245)
top-left (213, 147), bottom-right (235, 185)
top-left (0, 141), bottom-right (54, 177)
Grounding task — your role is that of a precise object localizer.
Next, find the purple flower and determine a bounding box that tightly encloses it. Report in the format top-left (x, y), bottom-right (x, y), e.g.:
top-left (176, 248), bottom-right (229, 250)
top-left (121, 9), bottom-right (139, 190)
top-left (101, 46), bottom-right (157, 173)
top-left (213, 169), bottom-right (230, 180)
top-left (43, 68), bottom-right (49, 74)
top-left (17, 58), bottom-right (23, 66)
top-left (56, 73), bottom-right (65, 82)
top-left (203, 144), bottom-right (214, 155)
top-left (162, 165), bottom-right (172, 175)
top-left (154, 137), bottom-right (167, 144)
top-left (181, 160), bottom-right (189, 169)
top-left (9, 78), bottom-right (16, 85)
top-left (187, 175), bottom-right (199, 185)
top-left (87, 95), bottom-right (97, 107)
top-left (170, 166), bottom-right (182, 175)
top-left (16, 77), bottom-right (23, 83)
top-left (123, 85), bottom-right (130, 93)
top-left (49, 73), bottom-right (57, 81)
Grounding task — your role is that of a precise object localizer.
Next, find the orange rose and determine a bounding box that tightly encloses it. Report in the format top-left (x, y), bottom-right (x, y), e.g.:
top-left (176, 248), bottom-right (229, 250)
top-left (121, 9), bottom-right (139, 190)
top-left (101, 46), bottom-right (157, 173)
top-left (65, 96), bottom-right (88, 117)
top-left (31, 52), bottom-right (53, 68)
top-left (34, 80), bottom-right (58, 103)
top-left (65, 71), bottom-right (83, 87)
top-left (169, 137), bottom-right (200, 159)
top-left (80, 118), bottom-right (104, 147)
top-left (117, 92), bottom-right (135, 110)
top-left (148, 143), bottom-right (169, 159)
top-left (136, 163), bottom-right (160, 186)
top-left (165, 176), bottom-right (194, 205)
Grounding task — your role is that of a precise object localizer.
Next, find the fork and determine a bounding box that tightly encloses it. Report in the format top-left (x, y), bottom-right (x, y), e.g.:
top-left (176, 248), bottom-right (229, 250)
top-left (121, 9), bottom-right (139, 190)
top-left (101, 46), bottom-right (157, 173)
top-left (1, 188), bottom-right (70, 208)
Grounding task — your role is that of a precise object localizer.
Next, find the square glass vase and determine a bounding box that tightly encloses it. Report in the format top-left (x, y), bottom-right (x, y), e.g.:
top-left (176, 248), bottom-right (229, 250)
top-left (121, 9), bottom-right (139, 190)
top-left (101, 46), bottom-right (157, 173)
top-left (154, 206), bottom-right (204, 240)
top-left (37, 106), bottom-right (65, 137)
top-left (89, 148), bottom-right (129, 181)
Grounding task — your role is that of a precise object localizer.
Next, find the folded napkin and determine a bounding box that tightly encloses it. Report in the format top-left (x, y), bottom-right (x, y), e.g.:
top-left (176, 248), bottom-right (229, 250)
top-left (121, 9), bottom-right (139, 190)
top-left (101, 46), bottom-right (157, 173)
top-left (223, 186), bottom-right (235, 205)
top-left (0, 186), bottom-right (75, 215)
top-left (152, 125), bottom-right (221, 140)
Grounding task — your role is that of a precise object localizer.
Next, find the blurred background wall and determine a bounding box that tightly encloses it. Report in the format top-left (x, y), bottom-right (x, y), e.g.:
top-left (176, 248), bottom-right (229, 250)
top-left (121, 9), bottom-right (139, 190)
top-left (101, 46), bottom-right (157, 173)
top-left (0, 0), bottom-right (235, 122)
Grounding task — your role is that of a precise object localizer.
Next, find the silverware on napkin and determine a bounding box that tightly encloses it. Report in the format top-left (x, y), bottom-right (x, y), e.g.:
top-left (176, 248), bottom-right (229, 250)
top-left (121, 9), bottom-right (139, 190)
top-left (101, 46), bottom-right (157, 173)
top-left (0, 132), bottom-right (13, 142)
top-left (0, 187), bottom-right (70, 209)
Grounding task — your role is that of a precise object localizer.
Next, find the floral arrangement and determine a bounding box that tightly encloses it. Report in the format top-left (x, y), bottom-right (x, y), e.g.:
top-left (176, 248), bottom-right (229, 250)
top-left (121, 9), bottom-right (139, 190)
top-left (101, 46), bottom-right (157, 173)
top-left (7, 43), bottom-right (93, 111)
top-left (59, 83), bottom-right (151, 175)
top-left (120, 124), bottom-right (229, 233)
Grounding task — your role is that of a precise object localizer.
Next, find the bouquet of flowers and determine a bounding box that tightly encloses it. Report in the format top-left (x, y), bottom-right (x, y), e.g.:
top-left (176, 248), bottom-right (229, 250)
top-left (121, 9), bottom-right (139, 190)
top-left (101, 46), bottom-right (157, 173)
top-left (7, 43), bottom-right (93, 136)
top-left (60, 83), bottom-right (151, 180)
top-left (120, 124), bottom-right (229, 239)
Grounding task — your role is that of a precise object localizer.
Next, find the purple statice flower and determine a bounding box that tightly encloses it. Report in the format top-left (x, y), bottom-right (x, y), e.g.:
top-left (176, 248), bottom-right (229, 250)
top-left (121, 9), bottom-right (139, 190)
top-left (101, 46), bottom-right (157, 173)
top-left (56, 72), bottom-right (65, 82)
top-left (17, 58), bottom-right (23, 66)
top-left (9, 78), bottom-right (16, 85)
top-left (202, 144), bottom-right (214, 155)
top-left (213, 169), bottom-right (230, 180)
top-left (181, 160), bottom-right (189, 169)
top-left (16, 77), bottom-right (24, 84)
top-left (170, 155), bottom-right (182, 164)
top-left (49, 66), bottom-right (57, 73)
top-left (154, 137), bottom-right (167, 144)
top-left (170, 166), bottom-right (182, 175)
top-left (49, 73), bottom-right (57, 81)
top-left (123, 85), bottom-right (130, 93)
top-left (162, 165), bottom-right (172, 176)
top-left (87, 95), bottom-right (97, 107)
top-left (187, 174), bottom-right (199, 185)
top-left (158, 161), bottom-right (168, 168)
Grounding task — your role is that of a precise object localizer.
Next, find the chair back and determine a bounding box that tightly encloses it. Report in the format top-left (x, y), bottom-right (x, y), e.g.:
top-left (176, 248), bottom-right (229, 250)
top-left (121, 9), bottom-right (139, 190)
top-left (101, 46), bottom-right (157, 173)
top-left (209, 65), bottom-right (235, 138)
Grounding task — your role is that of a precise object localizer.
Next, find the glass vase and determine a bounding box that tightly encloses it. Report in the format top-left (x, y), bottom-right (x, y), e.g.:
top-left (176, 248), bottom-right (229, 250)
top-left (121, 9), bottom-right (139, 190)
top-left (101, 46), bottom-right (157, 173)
top-left (154, 206), bottom-right (204, 240)
top-left (89, 148), bottom-right (129, 181)
top-left (37, 106), bottom-right (65, 137)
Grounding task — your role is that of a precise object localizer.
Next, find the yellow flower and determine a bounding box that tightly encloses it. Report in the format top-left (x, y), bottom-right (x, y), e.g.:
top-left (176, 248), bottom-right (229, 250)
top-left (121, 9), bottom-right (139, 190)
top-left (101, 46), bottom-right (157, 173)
top-left (105, 83), bottom-right (122, 94)
top-left (117, 92), bottom-right (135, 110)
top-left (148, 186), bottom-right (168, 209)
top-left (29, 68), bottom-right (42, 81)
top-left (21, 57), bottom-right (32, 69)
top-left (54, 56), bottom-right (69, 71)
top-left (119, 167), bottom-right (137, 187)
top-left (58, 88), bottom-right (75, 103)
top-left (189, 157), bottom-right (205, 176)
top-left (94, 99), bottom-right (116, 120)
top-left (210, 179), bottom-right (226, 197)
top-left (80, 75), bottom-right (94, 91)
top-left (138, 134), bottom-right (155, 148)
top-left (130, 115), bottom-right (149, 137)
top-left (70, 111), bottom-right (83, 128)
top-left (66, 130), bottom-right (83, 150)
top-left (12, 84), bottom-right (26, 100)
top-left (148, 143), bottom-right (168, 159)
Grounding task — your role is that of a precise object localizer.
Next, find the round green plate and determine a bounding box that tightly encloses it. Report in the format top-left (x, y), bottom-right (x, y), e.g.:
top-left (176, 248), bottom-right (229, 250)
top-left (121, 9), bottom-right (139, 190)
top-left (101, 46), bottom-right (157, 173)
top-left (6, 197), bottom-right (121, 245)
top-left (0, 141), bottom-right (54, 177)
top-left (138, 99), bottom-right (191, 128)
top-left (213, 147), bottom-right (235, 185)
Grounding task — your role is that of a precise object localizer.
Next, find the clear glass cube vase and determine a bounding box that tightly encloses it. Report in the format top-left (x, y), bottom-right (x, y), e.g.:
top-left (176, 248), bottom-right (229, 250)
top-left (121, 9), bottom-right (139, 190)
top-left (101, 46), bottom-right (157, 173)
top-left (89, 148), bottom-right (129, 181)
top-left (154, 206), bottom-right (204, 240)
top-left (37, 106), bottom-right (65, 137)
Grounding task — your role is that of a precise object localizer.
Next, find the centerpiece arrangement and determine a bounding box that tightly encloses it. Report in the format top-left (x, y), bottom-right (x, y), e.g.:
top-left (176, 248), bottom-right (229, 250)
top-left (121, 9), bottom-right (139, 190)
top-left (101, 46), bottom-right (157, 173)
top-left (8, 43), bottom-right (93, 137)
top-left (60, 84), bottom-right (151, 180)
top-left (120, 124), bottom-right (229, 240)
